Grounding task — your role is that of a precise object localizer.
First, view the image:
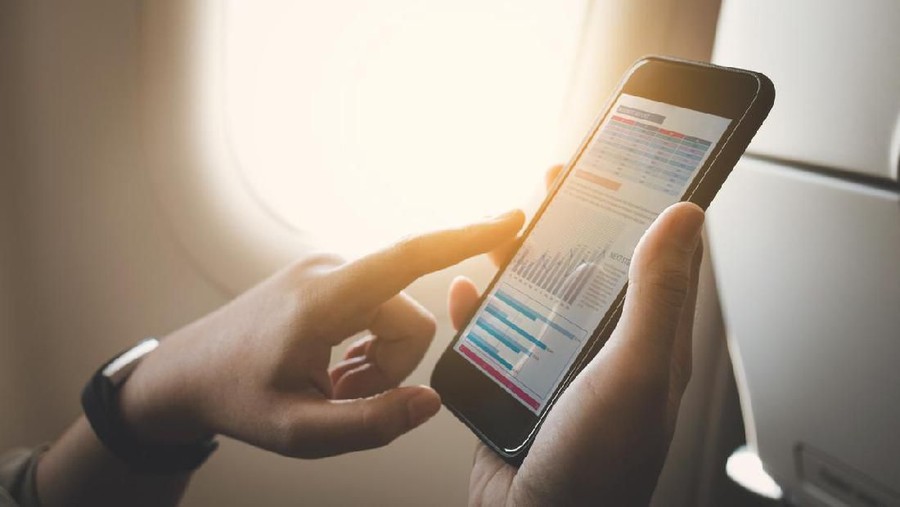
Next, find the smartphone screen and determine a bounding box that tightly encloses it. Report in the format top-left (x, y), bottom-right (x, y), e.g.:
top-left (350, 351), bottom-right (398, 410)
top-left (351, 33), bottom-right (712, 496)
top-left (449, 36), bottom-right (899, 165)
top-left (452, 93), bottom-right (731, 413)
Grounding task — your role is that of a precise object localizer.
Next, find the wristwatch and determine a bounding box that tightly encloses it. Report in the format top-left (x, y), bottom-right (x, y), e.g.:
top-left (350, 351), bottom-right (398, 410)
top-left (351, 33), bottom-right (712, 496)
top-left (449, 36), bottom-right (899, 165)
top-left (81, 338), bottom-right (218, 474)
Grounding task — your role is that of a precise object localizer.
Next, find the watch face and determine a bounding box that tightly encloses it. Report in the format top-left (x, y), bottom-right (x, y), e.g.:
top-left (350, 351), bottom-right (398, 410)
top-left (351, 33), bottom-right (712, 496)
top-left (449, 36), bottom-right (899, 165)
top-left (102, 338), bottom-right (160, 385)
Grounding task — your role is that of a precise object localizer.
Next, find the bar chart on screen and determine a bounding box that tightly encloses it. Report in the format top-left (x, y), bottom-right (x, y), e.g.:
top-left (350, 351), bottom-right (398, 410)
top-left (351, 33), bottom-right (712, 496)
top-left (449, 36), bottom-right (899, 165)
top-left (457, 284), bottom-right (588, 410)
top-left (507, 196), bottom-right (624, 309)
top-left (510, 243), bottom-right (604, 306)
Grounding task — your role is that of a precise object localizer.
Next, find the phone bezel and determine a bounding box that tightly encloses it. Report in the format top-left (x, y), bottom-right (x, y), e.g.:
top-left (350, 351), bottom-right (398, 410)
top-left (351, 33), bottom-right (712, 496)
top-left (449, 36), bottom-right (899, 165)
top-left (431, 56), bottom-right (774, 463)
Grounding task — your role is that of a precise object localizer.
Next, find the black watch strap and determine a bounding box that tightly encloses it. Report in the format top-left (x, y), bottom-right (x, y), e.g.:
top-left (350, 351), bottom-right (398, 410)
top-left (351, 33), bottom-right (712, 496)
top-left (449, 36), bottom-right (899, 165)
top-left (81, 341), bottom-right (218, 475)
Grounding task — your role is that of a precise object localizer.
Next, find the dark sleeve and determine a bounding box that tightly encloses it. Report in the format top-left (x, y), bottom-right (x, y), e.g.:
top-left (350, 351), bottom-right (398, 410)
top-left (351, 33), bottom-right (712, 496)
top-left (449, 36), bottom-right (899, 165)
top-left (0, 446), bottom-right (48, 507)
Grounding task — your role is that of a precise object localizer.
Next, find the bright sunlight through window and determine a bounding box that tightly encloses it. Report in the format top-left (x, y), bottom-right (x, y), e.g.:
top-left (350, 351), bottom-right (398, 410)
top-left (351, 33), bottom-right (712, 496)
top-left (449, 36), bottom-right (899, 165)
top-left (225, 0), bottom-right (586, 257)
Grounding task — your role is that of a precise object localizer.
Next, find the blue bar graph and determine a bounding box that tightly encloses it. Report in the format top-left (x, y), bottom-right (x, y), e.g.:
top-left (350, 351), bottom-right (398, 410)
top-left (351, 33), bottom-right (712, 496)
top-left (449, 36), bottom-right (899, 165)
top-left (495, 290), bottom-right (577, 340)
top-left (466, 332), bottom-right (513, 370)
top-left (476, 318), bottom-right (524, 354)
top-left (494, 290), bottom-right (540, 320)
top-left (484, 304), bottom-right (507, 320)
top-left (484, 304), bottom-right (547, 351)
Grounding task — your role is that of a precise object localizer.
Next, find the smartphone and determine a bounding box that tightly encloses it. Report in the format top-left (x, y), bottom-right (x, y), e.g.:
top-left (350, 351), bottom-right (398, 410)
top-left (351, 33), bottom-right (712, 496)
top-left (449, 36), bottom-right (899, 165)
top-left (431, 56), bottom-right (774, 464)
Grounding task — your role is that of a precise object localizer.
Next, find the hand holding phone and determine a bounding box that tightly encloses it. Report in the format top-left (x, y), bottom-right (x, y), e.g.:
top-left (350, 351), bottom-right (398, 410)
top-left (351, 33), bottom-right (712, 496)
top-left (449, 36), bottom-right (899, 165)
top-left (453, 200), bottom-right (704, 506)
top-left (432, 57), bottom-right (774, 468)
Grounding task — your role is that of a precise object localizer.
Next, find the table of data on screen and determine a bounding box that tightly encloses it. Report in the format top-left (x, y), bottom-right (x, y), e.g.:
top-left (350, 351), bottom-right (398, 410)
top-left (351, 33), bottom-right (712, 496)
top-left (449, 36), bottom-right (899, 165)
top-left (583, 113), bottom-right (713, 196)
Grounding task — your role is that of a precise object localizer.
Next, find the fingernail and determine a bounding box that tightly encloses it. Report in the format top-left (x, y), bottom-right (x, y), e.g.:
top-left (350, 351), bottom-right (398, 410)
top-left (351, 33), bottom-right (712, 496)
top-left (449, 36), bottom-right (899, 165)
top-left (673, 205), bottom-right (705, 251)
top-left (490, 209), bottom-right (519, 221)
top-left (407, 390), bottom-right (441, 427)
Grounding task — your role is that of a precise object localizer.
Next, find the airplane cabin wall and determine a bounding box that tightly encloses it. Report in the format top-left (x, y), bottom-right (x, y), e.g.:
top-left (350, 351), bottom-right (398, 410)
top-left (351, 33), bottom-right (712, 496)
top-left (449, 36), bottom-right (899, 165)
top-left (0, 24), bottom-right (23, 444)
top-left (0, 0), bottom-right (230, 481)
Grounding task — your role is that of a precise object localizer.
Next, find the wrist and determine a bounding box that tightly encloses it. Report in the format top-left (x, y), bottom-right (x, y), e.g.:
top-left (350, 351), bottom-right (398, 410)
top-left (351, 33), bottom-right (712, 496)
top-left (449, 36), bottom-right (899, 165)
top-left (81, 337), bottom-right (219, 474)
top-left (116, 338), bottom-right (213, 446)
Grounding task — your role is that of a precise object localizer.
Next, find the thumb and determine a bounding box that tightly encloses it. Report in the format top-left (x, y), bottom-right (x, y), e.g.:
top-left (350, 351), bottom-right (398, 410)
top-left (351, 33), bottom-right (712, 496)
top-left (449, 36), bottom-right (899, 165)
top-left (616, 202), bottom-right (704, 362)
top-left (283, 386), bottom-right (441, 458)
top-left (514, 203), bottom-right (704, 498)
top-left (448, 276), bottom-right (481, 331)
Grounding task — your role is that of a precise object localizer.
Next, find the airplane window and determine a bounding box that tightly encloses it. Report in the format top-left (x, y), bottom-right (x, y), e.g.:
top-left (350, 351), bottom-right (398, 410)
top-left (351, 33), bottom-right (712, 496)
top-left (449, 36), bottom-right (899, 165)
top-left (224, 0), bottom-right (587, 256)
